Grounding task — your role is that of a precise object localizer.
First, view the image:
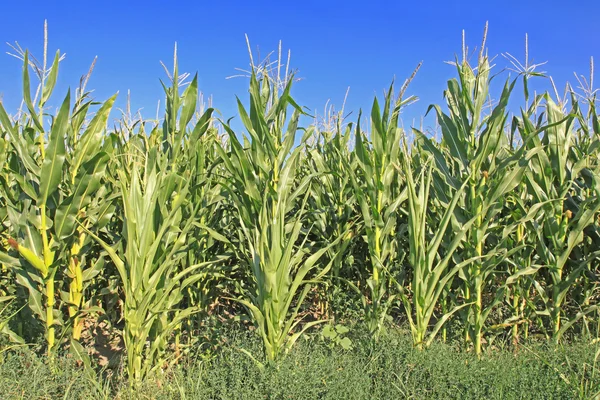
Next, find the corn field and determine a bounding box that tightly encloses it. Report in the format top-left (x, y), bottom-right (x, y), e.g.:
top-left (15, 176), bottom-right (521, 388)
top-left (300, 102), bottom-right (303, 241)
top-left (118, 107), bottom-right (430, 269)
top-left (1, 27), bottom-right (599, 386)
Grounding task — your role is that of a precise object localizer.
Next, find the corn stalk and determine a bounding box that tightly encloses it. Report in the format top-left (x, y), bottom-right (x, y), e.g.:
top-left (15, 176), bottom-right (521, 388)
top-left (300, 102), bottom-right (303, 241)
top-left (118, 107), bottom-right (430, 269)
top-left (217, 70), bottom-right (344, 361)
top-left (0, 49), bottom-right (115, 353)
top-left (346, 82), bottom-right (415, 339)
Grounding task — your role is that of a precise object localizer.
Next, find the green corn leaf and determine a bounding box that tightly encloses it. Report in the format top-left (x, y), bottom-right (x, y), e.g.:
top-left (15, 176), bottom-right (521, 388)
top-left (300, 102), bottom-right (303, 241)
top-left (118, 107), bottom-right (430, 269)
top-left (39, 91), bottom-right (70, 205)
top-left (55, 152), bottom-right (110, 239)
top-left (41, 50), bottom-right (60, 106)
top-left (22, 52), bottom-right (44, 132)
top-left (71, 94), bottom-right (117, 177)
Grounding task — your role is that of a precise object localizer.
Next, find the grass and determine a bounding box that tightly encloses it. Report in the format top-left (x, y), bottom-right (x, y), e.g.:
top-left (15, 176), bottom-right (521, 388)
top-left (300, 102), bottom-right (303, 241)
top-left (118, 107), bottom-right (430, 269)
top-left (0, 325), bottom-right (598, 399)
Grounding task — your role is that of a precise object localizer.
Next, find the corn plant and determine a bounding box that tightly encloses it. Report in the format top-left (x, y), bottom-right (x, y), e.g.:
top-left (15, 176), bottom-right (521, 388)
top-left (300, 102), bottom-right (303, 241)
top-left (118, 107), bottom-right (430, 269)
top-left (84, 152), bottom-right (213, 383)
top-left (501, 186), bottom-right (542, 344)
top-left (180, 123), bottom-right (229, 338)
top-left (0, 46), bottom-right (116, 353)
top-left (346, 82), bottom-right (416, 338)
top-left (160, 56), bottom-right (230, 344)
top-left (400, 151), bottom-right (473, 348)
top-left (516, 92), bottom-right (600, 341)
top-left (418, 39), bottom-right (541, 354)
top-left (495, 50), bottom-right (551, 344)
top-left (84, 55), bottom-right (225, 382)
top-left (305, 119), bottom-right (358, 319)
top-left (306, 119), bottom-right (357, 280)
top-left (217, 69), bottom-right (344, 361)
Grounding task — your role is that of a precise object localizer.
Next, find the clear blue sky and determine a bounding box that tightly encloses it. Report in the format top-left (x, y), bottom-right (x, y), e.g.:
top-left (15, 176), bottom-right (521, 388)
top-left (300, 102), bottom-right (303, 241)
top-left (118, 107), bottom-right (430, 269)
top-left (0, 1), bottom-right (598, 134)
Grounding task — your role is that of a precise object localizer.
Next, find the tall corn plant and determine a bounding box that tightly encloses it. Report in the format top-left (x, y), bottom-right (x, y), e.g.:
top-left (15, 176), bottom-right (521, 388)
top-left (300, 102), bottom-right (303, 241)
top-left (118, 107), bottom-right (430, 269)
top-left (84, 56), bottom-right (219, 383)
top-left (84, 151), bottom-right (211, 384)
top-left (495, 48), bottom-right (552, 344)
top-left (217, 70), bottom-right (342, 361)
top-left (305, 120), bottom-right (358, 319)
top-left (159, 53), bottom-right (229, 341)
top-left (501, 185), bottom-right (543, 344)
top-left (306, 120), bottom-right (357, 280)
top-left (516, 92), bottom-right (600, 341)
top-left (417, 39), bottom-right (537, 354)
top-left (347, 83), bottom-right (412, 338)
top-left (179, 120), bottom-right (228, 335)
top-left (400, 151), bottom-right (473, 348)
top-left (0, 46), bottom-right (116, 354)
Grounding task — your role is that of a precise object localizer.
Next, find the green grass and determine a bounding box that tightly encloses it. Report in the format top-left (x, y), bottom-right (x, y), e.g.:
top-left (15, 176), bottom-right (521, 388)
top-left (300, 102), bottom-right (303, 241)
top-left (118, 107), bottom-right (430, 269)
top-left (1, 326), bottom-right (598, 399)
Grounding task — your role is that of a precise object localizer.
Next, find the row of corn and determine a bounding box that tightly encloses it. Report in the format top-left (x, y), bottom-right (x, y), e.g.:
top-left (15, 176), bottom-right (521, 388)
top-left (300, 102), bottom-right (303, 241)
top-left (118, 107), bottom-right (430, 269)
top-left (0, 32), bottom-right (599, 385)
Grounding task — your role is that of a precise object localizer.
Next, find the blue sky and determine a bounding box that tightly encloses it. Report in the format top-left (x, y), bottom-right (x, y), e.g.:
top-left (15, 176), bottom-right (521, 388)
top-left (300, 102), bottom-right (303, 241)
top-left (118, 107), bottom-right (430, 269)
top-left (0, 1), bottom-right (598, 134)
